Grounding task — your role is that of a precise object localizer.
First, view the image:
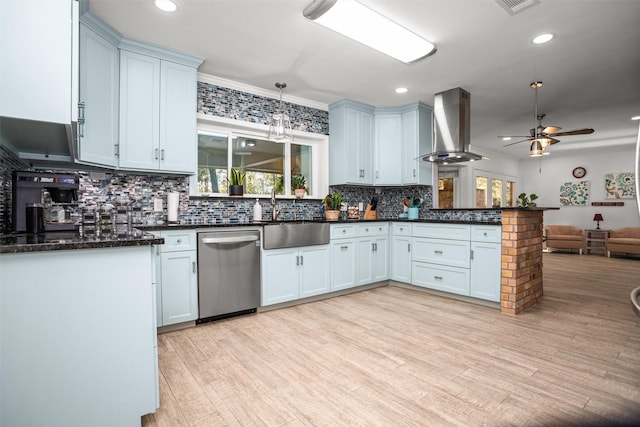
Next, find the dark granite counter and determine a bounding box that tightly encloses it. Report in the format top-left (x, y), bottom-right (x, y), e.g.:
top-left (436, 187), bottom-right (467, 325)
top-left (0, 229), bottom-right (164, 254)
top-left (138, 217), bottom-right (501, 232)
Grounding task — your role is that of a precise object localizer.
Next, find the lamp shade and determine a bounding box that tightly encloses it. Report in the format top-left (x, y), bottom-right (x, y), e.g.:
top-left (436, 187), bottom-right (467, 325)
top-left (593, 213), bottom-right (604, 222)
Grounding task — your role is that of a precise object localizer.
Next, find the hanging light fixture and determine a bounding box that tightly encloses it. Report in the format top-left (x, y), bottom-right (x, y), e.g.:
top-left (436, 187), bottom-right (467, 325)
top-left (268, 82), bottom-right (293, 143)
top-left (529, 139), bottom-right (544, 157)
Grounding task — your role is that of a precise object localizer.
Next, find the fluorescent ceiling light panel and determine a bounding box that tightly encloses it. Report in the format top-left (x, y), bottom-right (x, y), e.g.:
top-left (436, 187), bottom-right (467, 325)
top-left (303, 0), bottom-right (436, 63)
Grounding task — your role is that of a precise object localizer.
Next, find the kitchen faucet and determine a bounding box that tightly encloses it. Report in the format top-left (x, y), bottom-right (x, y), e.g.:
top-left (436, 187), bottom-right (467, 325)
top-left (271, 188), bottom-right (279, 221)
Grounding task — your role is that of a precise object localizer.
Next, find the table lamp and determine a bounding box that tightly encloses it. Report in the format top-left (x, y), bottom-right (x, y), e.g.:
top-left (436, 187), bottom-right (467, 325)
top-left (593, 213), bottom-right (604, 229)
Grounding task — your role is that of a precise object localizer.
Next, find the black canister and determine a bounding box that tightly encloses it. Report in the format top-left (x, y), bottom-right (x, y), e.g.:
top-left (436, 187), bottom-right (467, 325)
top-left (25, 203), bottom-right (44, 234)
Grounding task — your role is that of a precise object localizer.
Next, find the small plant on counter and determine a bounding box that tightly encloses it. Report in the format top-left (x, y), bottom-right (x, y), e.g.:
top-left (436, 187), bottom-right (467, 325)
top-left (292, 175), bottom-right (308, 198)
top-left (322, 191), bottom-right (344, 210)
top-left (518, 192), bottom-right (538, 207)
top-left (229, 168), bottom-right (245, 186)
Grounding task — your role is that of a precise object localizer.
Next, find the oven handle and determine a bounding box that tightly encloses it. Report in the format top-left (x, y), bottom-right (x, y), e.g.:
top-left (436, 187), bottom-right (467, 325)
top-left (201, 235), bottom-right (260, 244)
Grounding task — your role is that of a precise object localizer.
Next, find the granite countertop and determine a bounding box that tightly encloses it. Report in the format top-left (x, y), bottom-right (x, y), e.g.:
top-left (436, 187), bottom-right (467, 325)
top-left (0, 229), bottom-right (164, 254)
top-left (139, 217), bottom-right (501, 232)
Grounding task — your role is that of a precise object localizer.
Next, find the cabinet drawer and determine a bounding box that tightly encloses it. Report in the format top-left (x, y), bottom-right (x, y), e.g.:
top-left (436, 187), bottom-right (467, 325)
top-left (471, 225), bottom-right (502, 243)
top-left (413, 223), bottom-right (470, 240)
top-left (412, 262), bottom-right (470, 296)
top-left (391, 222), bottom-right (411, 236)
top-left (331, 224), bottom-right (357, 240)
top-left (358, 222), bottom-right (388, 237)
top-left (412, 237), bottom-right (470, 268)
top-left (160, 230), bottom-right (196, 252)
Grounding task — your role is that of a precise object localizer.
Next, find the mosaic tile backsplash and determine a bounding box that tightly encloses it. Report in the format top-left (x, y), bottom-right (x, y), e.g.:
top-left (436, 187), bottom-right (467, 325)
top-left (0, 145), bottom-right (28, 232)
top-left (197, 82), bottom-right (329, 135)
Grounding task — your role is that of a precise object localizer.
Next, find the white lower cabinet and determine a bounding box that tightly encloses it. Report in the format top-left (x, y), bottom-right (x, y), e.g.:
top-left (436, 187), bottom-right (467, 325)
top-left (390, 223), bottom-right (412, 283)
top-left (262, 245), bottom-right (330, 306)
top-left (411, 223), bottom-right (501, 302)
top-left (157, 230), bottom-right (198, 326)
top-left (356, 223), bottom-right (389, 286)
top-left (330, 239), bottom-right (357, 291)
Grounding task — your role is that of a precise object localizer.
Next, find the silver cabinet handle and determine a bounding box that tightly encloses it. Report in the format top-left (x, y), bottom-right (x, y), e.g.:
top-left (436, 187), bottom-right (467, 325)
top-left (114, 143), bottom-right (119, 157)
top-left (434, 276), bottom-right (443, 280)
top-left (202, 235), bottom-right (259, 244)
top-left (408, 243), bottom-right (411, 252)
top-left (413, 168), bottom-right (416, 177)
top-left (341, 245), bottom-right (348, 250)
top-left (192, 261), bottom-right (196, 274)
top-left (77, 102), bottom-right (85, 137)
top-left (161, 149), bottom-right (165, 160)
top-left (154, 148), bottom-right (159, 160)
top-left (470, 250), bottom-right (474, 260)
top-left (483, 232), bottom-right (488, 236)
top-left (434, 250), bottom-right (443, 254)
top-left (342, 229), bottom-right (346, 234)
top-left (177, 239), bottom-right (182, 243)
top-left (300, 255), bottom-right (303, 266)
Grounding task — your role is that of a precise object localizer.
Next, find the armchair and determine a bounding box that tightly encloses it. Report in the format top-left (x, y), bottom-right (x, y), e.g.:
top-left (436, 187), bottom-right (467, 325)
top-left (606, 228), bottom-right (640, 257)
top-left (544, 225), bottom-right (584, 254)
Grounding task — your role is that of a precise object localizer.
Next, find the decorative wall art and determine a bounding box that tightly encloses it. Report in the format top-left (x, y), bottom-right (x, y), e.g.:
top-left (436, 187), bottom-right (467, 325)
top-left (604, 172), bottom-right (636, 199)
top-left (559, 181), bottom-right (589, 206)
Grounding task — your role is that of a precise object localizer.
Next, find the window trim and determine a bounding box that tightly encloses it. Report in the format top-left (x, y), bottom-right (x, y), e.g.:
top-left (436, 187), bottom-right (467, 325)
top-left (474, 170), bottom-right (518, 208)
top-left (191, 113), bottom-right (329, 198)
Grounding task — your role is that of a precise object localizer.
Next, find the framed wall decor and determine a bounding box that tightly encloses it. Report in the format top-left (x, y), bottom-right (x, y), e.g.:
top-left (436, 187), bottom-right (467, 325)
top-left (560, 181), bottom-right (589, 206)
top-left (604, 172), bottom-right (636, 199)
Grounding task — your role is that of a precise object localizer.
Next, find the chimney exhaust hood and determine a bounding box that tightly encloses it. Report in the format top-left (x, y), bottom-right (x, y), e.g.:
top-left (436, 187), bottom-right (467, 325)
top-left (422, 87), bottom-right (484, 164)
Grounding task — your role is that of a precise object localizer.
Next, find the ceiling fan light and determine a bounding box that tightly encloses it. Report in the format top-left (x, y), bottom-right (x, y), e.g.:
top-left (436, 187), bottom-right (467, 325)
top-left (529, 140), bottom-right (544, 157)
top-left (303, 0), bottom-right (436, 63)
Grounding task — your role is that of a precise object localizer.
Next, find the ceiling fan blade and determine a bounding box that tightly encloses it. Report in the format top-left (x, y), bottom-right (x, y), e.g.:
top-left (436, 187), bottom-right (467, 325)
top-left (548, 137), bottom-right (561, 145)
top-left (498, 135), bottom-right (531, 139)
top-left (542, 125), bottom-right (561, 134)
top-left (550, 128), bottom-right (594, 137)
top-left (503, 138), bottom-right (530, 147)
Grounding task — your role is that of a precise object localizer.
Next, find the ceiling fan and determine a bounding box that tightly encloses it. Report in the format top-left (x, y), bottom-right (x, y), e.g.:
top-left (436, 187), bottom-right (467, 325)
top-left (501, 81), bottom-right (595, 156)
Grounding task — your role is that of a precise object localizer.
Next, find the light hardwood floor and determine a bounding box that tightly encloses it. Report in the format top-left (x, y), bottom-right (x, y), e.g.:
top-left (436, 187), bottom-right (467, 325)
top-left (143, 253), bottom-right (640, 426)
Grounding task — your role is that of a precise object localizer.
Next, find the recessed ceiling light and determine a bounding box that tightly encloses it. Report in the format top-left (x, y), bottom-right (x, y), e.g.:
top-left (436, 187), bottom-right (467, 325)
top-left (632, 115), bottom-right (640, 121)
top-left (532, 33), bottom-right (554, 44)
top-left (154, 0), bottom-right (177, 12)
top-left (395, 87), bottom-right (408, 94)
top-left (502, 137), bottom-right (512, 141)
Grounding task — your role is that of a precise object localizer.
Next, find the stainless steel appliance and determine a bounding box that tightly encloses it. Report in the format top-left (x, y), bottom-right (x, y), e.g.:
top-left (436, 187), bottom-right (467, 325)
top-left (197, 229), bottom-right (261, 323)
top-left (12, 171), bottom-right (79, 232)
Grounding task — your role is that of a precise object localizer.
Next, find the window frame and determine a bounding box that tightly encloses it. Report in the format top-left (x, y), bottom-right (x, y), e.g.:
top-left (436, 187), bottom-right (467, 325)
top-left (473, 170), bottom-right (518, 208)
top-left (191, 115), bottom-right (328, 199)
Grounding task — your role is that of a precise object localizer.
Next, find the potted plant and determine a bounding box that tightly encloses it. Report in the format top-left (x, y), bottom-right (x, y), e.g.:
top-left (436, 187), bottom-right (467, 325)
top-left (322, 191), bottom-right (344, 221)
top-left (518, 192), bottom-right (538, 207)
top-left (292, 175), bottom-right (307, 199)
top-left (228, 168), bottom-right (245, 197)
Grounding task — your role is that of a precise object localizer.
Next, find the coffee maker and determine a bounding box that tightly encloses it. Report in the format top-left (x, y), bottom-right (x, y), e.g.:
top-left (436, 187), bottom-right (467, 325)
top-left (12, 171), bottom-right (80, 232)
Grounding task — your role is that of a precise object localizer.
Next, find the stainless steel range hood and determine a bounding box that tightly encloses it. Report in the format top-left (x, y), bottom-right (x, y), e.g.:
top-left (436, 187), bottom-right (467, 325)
top-left (422, 87), bottom-right (484, 164)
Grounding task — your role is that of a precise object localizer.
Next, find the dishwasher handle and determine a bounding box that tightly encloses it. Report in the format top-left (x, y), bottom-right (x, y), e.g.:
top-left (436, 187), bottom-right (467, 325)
top-left (201, 235), bottom-right (260, 245)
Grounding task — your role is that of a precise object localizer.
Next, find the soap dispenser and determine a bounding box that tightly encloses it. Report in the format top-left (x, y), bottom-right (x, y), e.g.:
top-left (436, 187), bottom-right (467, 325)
top-left (253, 199), bottom-right (262, 222)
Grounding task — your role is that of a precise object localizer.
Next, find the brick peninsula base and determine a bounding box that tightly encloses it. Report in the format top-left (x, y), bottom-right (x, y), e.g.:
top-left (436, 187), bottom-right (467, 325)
top-left (500, 209), bottom-right (545, 315)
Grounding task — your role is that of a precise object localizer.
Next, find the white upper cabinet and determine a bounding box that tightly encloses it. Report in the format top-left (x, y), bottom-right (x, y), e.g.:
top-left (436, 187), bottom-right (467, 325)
top-left (78, 18), bottom-right (119, 167)
top-left (329, 100), bottom-right (375, 185)
top-left (329, 100), bottom-right (433, 186)
top-left (118, 41), bottom-right (201, 174)
top-left (374, 111), bottom-right (402, 185)
top-left (1, 0), bottom-right (78, 124)
top-left (401, 103), bottom-right (433, 185)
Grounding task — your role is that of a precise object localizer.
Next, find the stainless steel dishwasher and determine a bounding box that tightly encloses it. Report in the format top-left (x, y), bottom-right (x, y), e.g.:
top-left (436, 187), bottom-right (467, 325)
top-left (197, 229), bottom-right (261, 323)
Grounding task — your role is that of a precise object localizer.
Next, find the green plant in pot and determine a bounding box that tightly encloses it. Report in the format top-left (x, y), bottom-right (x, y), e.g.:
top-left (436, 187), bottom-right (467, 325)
top-left (518, 192), bottom-right (538, 207)
top-left (292, 175), bottom-right (307, 199)
top-left (322, 191), bottom-right (344, 221)
top-left (228, 168), bottom-right (245, 197)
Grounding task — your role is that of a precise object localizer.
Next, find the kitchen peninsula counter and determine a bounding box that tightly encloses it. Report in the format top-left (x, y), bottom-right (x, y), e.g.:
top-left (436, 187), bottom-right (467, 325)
top-left (0, 229), bottom-right (164, 254)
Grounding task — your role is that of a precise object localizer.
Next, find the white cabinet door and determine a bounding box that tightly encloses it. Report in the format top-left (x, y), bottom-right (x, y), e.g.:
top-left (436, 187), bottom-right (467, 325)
top-left (1, 0), bottom-right (76, 124)
top-left (391, 235), bottom-right (412, 283)
top-left (159, 60), bottom-right (197, 173)
top-left (372, 236), bottom-right (389, 282)
top-left (78, 23), bottom-right (119, 167)
top-left (262, 248), bottom-right (299, 305)
top-left (330, 240), bottom-right (357, 290)
top-left (401, 104), bottom-right (433, 185)
top-left (299, 245), bottom-right (330, 298)
top-left (119, 50), bottom-right (160, 170)
top-left (160, 250), bottom-right (198, 325)
top-left (356, 238), bottom-right (374, 286)
top-left (375, 113), bottom-right (402, 185)
top-left (470, 242), bottom-right (501, 302)
top-left (329, 100), bottom-right (375, 185)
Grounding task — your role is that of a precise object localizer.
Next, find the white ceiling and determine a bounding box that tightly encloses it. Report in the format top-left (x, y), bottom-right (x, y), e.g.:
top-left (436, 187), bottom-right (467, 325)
top-left (89, 0), bottom-right (640, 160)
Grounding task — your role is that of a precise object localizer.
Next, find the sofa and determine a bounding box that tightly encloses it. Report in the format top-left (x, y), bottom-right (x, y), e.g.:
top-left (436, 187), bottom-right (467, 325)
top-left (544, 225), bottom-right (584, 254)
top-left (606, 227), bottom-right (640, 257)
